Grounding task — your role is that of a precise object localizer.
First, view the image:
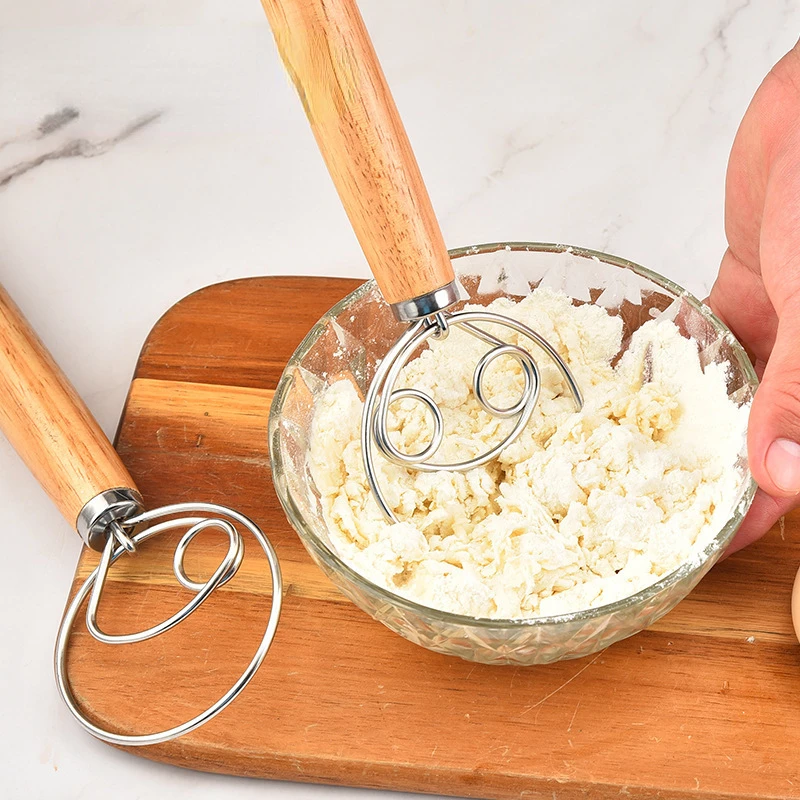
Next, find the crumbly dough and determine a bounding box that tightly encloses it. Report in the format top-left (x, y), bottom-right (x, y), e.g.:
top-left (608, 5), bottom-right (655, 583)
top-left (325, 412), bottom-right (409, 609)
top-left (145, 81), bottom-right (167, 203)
top-left (309, 288), bottom-right (748, 619)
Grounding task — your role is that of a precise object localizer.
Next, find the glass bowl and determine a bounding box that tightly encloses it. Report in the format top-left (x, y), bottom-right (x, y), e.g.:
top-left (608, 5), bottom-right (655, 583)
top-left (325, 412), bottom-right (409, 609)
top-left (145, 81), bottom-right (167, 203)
top-left (268, 242), bottom-right (757, 665)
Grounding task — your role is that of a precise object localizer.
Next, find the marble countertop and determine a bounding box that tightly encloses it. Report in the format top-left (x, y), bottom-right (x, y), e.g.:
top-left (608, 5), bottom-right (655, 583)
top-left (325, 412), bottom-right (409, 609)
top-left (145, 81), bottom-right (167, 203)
top-left (0, 1), bottom-right (796, 798)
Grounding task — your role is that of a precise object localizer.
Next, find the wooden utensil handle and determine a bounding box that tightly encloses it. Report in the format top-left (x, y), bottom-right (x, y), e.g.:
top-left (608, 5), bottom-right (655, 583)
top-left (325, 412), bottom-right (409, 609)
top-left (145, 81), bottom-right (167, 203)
top-left (260, 0), bottom-right (455, 306)
top-left (0, 285), bottom-right (138, 534)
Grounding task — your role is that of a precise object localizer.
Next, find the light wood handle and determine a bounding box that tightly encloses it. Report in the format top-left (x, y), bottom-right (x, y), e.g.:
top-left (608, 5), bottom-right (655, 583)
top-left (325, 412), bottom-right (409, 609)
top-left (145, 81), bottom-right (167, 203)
top-left (0, 285), bottom-right (138, 532)
top-left (260, 0), bottom-right (454, 305)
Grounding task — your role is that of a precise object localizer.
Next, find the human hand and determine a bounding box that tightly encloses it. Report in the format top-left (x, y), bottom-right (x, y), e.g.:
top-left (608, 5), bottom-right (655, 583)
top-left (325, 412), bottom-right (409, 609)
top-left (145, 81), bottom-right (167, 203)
top-left (709, 43), bottom-right (800, 554)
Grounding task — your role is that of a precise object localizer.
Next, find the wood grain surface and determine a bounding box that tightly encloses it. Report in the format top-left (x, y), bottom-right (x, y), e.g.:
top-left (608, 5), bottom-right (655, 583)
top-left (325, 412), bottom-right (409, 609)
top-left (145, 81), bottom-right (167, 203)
top-left (0, 284), bottom-right (138, 535)
top-left (65, 276), bottom-right (800, 799)
top-left (259, 0), bottom-right (455, 305)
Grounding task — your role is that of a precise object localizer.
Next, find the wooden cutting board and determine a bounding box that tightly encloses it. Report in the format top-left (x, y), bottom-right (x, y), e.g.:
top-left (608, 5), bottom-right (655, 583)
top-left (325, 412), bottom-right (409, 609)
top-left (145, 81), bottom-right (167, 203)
top-left (65, 276), bottom-right (800, 799)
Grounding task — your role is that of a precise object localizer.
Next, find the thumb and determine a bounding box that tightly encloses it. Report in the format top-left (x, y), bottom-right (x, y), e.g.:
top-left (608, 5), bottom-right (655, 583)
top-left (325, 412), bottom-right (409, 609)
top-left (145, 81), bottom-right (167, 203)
top-left (747, 294), bottom-right (800, 497)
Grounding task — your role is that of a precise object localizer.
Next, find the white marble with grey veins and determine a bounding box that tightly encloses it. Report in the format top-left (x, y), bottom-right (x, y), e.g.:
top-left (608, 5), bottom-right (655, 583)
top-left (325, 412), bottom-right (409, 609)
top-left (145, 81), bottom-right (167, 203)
top-left (0, 1), bottom-right (797, 798)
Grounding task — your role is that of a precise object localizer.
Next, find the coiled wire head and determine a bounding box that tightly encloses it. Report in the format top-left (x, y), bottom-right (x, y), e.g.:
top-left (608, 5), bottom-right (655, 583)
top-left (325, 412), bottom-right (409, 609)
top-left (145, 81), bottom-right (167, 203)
top-left (361, 309), bottom-right (583, 524)
top-left (56, 502), bottom-right (281, 746)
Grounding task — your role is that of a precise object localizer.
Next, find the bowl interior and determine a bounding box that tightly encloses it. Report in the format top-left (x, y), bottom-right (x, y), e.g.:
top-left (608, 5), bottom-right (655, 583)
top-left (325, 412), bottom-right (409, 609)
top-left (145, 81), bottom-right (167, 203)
top-left (269, 243), bottom-right (757, 629)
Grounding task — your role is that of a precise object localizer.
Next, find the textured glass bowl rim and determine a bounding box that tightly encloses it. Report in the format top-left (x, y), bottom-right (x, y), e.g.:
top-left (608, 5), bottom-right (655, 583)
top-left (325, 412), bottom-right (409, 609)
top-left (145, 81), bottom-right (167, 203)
top-left (269, 241), bottom-right (759, 629)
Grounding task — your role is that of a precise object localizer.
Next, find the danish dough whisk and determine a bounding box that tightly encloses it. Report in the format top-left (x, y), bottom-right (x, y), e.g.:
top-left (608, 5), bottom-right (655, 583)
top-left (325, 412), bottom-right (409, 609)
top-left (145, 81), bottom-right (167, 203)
top-left (0, 285), bottom-right (281, 745)
top-left (260, 0), bottom-right (583, 521)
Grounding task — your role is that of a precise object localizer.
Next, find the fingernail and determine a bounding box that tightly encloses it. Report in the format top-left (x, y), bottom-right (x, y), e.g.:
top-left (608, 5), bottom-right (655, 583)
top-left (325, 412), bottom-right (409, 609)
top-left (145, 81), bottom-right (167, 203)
top-left (766, 438), bottom-right (800, 494)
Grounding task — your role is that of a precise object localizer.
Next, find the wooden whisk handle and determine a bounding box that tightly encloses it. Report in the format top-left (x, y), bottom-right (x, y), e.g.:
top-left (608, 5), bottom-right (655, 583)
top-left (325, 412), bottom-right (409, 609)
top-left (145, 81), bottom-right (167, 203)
top-left (0, 285), bottom-right (141, 548)
top-left (260, 0), bottom-right (456, 310)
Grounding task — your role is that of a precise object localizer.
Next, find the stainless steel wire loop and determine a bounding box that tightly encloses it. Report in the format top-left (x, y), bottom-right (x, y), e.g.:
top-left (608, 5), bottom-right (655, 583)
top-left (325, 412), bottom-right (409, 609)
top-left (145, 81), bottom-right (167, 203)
top-left (55, 502), bottom-right (282, 746)
top-left (361, 310), bottom-right (583, 524)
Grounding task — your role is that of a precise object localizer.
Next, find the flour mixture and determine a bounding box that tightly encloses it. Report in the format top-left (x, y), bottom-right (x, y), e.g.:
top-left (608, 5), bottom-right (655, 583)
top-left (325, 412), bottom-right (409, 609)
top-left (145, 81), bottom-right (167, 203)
top-left (309, 287), bottom-right (749, 619)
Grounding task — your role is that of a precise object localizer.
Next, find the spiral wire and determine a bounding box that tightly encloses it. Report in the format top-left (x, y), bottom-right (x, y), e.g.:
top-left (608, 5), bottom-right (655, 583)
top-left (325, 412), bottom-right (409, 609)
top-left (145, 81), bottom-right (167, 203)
top-left (361, 310), bottom-right (582, 524)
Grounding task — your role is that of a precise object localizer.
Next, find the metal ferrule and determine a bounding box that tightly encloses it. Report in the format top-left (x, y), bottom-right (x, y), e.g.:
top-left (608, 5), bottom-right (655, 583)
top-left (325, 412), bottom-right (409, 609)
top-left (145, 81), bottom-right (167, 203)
top-left (76, 488), bottom-right (145, 551)
top-left (390, 280), bottom-right (460, 322)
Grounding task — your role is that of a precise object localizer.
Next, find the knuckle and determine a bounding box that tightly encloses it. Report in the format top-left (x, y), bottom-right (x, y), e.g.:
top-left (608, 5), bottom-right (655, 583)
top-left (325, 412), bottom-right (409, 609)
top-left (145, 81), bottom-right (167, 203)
top-left (760, 375), bottom-right (800, 438)
top-left (784, 278), bottom-right (800, 311)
